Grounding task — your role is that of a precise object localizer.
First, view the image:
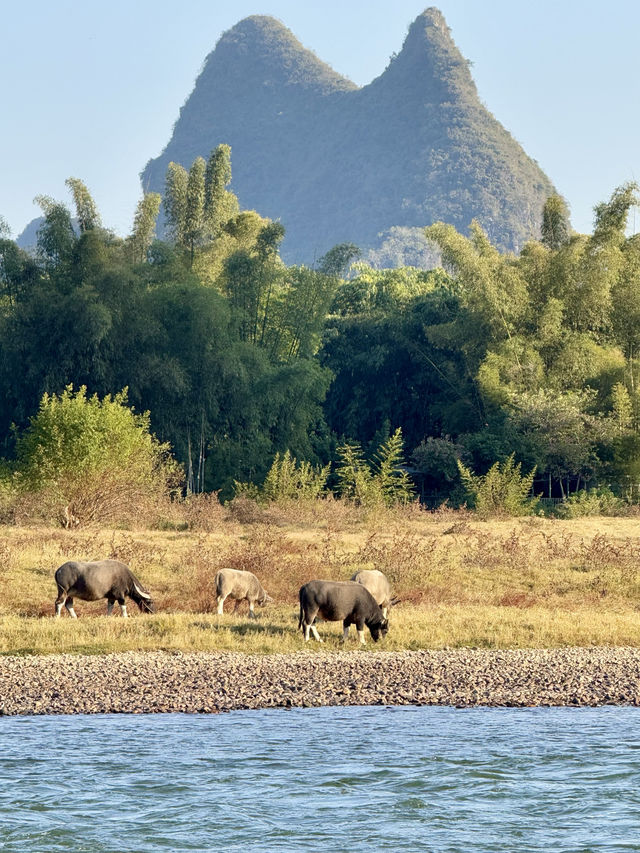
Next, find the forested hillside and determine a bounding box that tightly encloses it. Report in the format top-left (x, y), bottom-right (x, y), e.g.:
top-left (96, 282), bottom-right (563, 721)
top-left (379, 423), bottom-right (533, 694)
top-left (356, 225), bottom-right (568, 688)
top-left (141, 9), bottom-right (556, 265)
top-left (1, 145), bottom-right (639, 519)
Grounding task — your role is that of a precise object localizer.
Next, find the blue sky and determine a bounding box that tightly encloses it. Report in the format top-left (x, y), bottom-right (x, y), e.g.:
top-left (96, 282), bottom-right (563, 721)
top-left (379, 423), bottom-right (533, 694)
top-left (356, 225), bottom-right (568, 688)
top-left (2, 0), bottom-right (639, 240)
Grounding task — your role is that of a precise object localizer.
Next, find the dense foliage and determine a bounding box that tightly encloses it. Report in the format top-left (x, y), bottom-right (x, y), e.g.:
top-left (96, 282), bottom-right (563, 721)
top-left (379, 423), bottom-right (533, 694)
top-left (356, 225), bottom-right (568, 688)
top-left (1, 148), bottom-right (639, 514)
top-left (321, 185), bottom-right (640, 504)
top-left (0, 165), bottom-right (336, 499)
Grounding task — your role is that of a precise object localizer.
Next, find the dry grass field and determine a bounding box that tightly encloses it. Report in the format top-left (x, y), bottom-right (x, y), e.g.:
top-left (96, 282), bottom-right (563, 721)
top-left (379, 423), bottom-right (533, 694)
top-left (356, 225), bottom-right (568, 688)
top-left (1, 498), bottom-right (640, 655)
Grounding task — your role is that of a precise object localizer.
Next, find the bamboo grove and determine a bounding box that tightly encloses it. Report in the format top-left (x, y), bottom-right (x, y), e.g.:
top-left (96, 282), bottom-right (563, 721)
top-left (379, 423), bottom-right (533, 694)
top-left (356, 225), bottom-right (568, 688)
top-left (1, 146), bottom-right (639, 509)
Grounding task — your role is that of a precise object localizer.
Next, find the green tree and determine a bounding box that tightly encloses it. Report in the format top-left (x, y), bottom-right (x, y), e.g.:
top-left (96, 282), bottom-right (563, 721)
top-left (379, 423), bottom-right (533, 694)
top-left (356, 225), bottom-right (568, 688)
top-left (373, 427), bottom-right (415, 505)
top-left (34, 196), bottom-right (76, 268)
top-left (223, 223), bottom-right (287, 346)
top-left (184, 157), bottom-right (206, 265)
top-left (317, 242), bottom-right (360, 277)
top-left (335, 441), bottom-right (378, 506)
top-left (541, 194), bottom-right (570, 250)
top-left (508, 389), bottom-right (598, 497)
top-left (204, 144), bottom-right (238, 238)
top-left (127, 192), bottom-right (162, 263)
top-left (457, 454), bottom-right (537, 517)
top-left (611, 233), bottom-right (640, 401)
top-left (164, 162), bottom-right (188, 246)
top-left (424, 220), bottom-right (529, 345)
top-left (239, 449), bottom-right (329, 502)
top-left (423, 183), bottom-right (640, 499)
top-left (321, 266), bottom-right (478, 450)
top-left (165, 152), bottom-right (240, 266)
top-left (411, 435), bottom-right (465, 490)
top-left (593, 182), bottom-right (639, 244)
top-left (335, 428), bottom-right (414, 506)
top-left (0, 239), bottom-right (39, 305)
top-left (264, 266), bottom-right (338, 362)
top-left (14, 385), bottom-right (179, 524)
top-left (610, 382), bottom-right (633, 434)
top-left (65, 178), bottom-right (101, 232)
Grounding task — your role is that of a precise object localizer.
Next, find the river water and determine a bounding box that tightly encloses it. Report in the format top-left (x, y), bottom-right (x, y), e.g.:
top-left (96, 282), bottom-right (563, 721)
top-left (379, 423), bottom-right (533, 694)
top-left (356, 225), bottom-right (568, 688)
top-left (1, 706), bottom-right (639, 851)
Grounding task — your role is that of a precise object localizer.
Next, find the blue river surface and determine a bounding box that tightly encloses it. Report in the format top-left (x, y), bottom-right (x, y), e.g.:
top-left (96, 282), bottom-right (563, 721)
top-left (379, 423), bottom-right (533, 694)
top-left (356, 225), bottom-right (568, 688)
top-left (1, 705), bottom-right (640, 852)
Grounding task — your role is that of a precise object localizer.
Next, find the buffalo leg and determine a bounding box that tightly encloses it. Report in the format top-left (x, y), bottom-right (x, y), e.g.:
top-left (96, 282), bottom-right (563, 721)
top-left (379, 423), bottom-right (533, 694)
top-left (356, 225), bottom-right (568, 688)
top-left (65, 597), bottom-right (78, 619)
top-left (302, 619), bottom-right (322, 642)
top-left (55, 589), bottom-right (67, 618)
top-left (216, 594), bottom-right (227, 615)
top-left (107, 598), bottom-right (115, 616)
top-left (342, 622), bottom-right (350, 643)
top-left (118, 598), bottom-right (128, 618)
top-left (302, 609), bottom-right (323, 642)
top-left (248, 602), bottom-right (257, 619)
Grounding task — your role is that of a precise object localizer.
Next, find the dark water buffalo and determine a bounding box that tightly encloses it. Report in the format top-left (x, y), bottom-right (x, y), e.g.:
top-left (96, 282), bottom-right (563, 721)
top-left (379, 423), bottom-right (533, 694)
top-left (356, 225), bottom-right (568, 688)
top-left (54, 560), bottom-right (154, 618)
top-left (298, 580), bottom-right (389, 645)
top-left (214, 568), bottom-right (272, 618)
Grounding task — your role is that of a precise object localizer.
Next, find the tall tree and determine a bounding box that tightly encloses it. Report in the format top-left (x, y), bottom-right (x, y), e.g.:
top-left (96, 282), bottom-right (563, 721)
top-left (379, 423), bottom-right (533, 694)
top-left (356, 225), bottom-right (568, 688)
top-left (541, 194), bottom-right (570, 250)
top-left (164, 162), bottom-right (188, 246)
top-left (184, 157), bottom-right (206, 265)
top-left (204, 144), bottom-right (238, 238)
top-left (33, 196), bottom-right (76, 273)
top-left (127, 193), bottom-right (161, 264)
top-left (65, 178), bottom-right (101, 232)
top-left (424, 220), bottom-right (529, 348)
top-left (223, 223), bottom-right (286, 346)
top-left (317, 243), bottom-right (360, 278)
top-left (0, 239), bottom-right (39, 305)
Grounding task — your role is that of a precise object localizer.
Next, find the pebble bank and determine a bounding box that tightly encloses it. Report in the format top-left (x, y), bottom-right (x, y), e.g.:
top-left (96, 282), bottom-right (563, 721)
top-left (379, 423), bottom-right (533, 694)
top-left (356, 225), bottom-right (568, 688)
top-left (1, 648), bottom-right (640, 715)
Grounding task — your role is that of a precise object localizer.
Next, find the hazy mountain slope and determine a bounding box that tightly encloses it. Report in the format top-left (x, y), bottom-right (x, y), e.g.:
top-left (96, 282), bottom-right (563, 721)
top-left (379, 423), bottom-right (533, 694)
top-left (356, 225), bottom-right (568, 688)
top-left (142, 9), bottom-right (556, 264)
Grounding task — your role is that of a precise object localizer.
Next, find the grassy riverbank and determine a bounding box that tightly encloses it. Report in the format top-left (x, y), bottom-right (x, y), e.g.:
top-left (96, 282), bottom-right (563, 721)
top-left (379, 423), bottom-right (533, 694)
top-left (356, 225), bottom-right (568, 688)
top-left (1, 504), bottom-right (640, 655)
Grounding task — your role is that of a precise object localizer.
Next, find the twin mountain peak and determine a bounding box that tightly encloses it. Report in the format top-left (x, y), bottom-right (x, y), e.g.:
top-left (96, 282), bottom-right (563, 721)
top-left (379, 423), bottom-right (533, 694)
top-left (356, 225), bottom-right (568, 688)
top-left (144, 8), bottom-right (555, 266)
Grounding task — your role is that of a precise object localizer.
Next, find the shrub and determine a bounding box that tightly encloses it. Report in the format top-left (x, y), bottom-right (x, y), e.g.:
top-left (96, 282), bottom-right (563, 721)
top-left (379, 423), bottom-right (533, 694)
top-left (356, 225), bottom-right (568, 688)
top-left (411, 435), bottom-right (465, 485)
top-left (261, 451), bottom-right (329, 502)
top-left (336, 428), bottom-right (415, 507)
top-left (373, 429), bottom-right (415, 506)
top-left (12, 385), bottom-right (181, 526)
top-left (227, 494), bottom-right (267, 524)
top-left (233, 430), bottom-right (415, 510)
top-left (457, 454), bottom-right (538, 518)
top-left (233, 450), bottom-right (329, 505)
top-left (179, 492), bottom-right (228, 531)
top-left (335, 442), bottom-right (382, 506)
top-left (555, 487), bottom-right (626, 518)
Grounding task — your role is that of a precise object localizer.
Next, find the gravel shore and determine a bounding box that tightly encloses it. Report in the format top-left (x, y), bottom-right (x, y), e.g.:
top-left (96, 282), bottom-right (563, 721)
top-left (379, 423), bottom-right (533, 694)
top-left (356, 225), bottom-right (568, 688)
top-left (1, 647), bottom-right (640, 715)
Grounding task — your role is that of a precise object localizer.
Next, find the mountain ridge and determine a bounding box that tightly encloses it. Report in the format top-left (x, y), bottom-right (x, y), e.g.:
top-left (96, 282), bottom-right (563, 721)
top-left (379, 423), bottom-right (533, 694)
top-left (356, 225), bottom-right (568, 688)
top-left (143, 9), bottom-right (557, 263)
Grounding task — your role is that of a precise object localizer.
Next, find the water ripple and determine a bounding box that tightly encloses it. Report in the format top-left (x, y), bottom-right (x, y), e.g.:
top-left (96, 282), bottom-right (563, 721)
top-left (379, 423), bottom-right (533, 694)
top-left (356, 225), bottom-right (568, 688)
top-left (1, 707), bottom-right (640, 851)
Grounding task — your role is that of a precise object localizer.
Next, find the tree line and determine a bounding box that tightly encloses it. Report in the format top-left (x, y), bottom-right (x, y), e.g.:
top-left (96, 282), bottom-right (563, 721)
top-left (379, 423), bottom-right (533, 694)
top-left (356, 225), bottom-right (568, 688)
top-left (0, 147), bottom-right (638, 511)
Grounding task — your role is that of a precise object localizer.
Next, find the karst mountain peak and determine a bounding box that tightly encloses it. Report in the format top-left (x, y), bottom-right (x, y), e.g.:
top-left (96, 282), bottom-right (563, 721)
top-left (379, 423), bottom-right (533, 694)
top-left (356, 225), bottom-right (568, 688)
top-left (378, 7), bottom-right (478, 98)
top-left (212, 8), bottom-right (474, 98)
top-left (141, 8), bottom-right (556, 265)
top-left (206, 14), bottom-right (357, 94)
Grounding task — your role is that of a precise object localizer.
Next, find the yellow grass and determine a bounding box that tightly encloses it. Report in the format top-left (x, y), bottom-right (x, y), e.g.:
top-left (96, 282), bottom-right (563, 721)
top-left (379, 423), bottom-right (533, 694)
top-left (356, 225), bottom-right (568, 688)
top-left (2, 607), bottom-right (640, 657)
top-left (1, 506), bottom-right (640, 655)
